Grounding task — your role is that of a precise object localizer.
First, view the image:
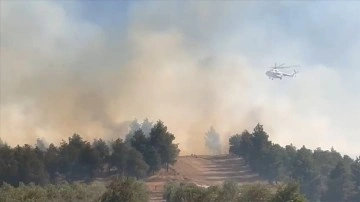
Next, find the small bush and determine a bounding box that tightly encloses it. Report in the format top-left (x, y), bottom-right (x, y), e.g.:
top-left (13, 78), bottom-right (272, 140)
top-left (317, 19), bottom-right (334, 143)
top-left (164, 182), bottom-right (209, 202)
top-left (99, 176), bottom-right (149, 202)
top-left (271, 182), bottom-right (307, 202)
top-left (239, 183), bottom-right (273, 202)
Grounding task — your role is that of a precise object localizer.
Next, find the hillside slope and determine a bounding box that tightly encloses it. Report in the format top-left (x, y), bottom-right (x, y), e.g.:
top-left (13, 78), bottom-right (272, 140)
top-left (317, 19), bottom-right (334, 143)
top-left (173, 154), bottom-right (264, 186)
top-left (147, 154), bottom-right (265, 201)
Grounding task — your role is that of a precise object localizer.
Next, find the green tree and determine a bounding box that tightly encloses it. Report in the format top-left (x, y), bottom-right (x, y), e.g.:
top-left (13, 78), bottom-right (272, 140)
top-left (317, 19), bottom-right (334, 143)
top-left (43, 143), bottom-right (59, 183)
top-left (229, 133), bottom-right (242, 155)
top-left (313, 148), bottom-right (342, 177)
top-left (229, 130), bottom-right (252, 159)
top-left (13, 144), bottom-right (49, 185)
top-left (131, 130), bottom-right (148, 154)
top-left (109, 138), bottom-right (128, 175)
top-left (252, 123), bottom-right (271, 152)
top-left (149, 120), bottom-right (180, 171)
top-left (58, 134), bottom-right (87, 181)
top-left (249, 124), bottom-right (272, 175)
top-left (265, 144), bottom-right (287, 183)
top-left (351, 157), bottom-right (360, 198)
top-left (125, 148), bottom-right (149, 178)
top-left (322, 161), bottom-right (356, 202)
top-left (0, 144), bottom-right (18, 186)
top-left (291, 146), bottom-right (322, 201)
top-left (92, 138), bottom-right (110, 173)
top-left (131, 130), bottom-right (161, 174)
top-left (283, 144), bottom-right (297, 172)
top-left (291, 146), bottom-right (316, 182)
top-left (79, 142), bottom-right (101, 179)
top-left (143, 146), bottom-right (161, 174)
top-left (228, 124), bottom-right (359, 202)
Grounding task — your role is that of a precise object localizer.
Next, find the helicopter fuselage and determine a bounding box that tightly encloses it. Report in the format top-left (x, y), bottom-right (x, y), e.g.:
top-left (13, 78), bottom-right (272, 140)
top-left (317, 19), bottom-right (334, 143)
top-left (266, 69), bottom-right (283, 80)
top-left (266, 63), bottom-right (298, 80)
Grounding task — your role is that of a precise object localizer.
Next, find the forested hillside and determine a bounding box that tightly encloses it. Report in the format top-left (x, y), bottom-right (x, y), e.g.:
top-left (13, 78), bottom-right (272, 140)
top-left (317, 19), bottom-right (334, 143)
top-left (1, 121), bottom-right (359, 202)
top-left (0, 120), bottom-right (180, 186)
top-left (229, 123), bottom-right (360, 202)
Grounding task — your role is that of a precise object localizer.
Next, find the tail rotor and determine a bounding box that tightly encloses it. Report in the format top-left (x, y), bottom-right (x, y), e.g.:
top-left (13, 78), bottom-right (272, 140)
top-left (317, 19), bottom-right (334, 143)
top-left (293, 70), bottom-right (298, 77)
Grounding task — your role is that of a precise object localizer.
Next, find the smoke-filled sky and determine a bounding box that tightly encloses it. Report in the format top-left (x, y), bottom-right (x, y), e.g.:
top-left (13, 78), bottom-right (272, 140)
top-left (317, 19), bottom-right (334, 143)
top-left (1, 1), bottom-right (359, 157)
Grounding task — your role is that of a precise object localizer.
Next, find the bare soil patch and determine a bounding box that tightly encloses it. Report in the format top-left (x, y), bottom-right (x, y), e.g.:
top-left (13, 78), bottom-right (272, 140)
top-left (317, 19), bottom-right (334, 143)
top-left (146, 154), bottom-right (265, 201)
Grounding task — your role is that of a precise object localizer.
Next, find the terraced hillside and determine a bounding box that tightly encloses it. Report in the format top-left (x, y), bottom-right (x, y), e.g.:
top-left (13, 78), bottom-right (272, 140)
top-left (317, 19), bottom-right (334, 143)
top-left (173, 154), bottom-right (264, 186)
top-left (147, 154), bottom-right (265, 201)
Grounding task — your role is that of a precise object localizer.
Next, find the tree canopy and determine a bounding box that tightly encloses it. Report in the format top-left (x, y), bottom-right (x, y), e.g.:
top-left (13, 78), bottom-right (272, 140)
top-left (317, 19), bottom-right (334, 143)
top-left (229, 123), bottom-right (360, 202)
top-left (0, 120), bottom-right (179, 186)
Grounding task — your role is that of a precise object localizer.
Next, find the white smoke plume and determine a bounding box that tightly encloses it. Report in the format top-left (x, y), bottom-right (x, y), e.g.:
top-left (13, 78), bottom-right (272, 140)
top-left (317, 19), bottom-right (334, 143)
top-left (1, 1), bottom-right (359, 157)
top-left (204, 127), bottom-right (222, 155)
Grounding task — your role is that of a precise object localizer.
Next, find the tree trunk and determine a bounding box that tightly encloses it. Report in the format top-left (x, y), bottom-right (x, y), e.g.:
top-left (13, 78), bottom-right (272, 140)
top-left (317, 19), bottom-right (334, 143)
top-left (166, 163), bottom-right (169, 172)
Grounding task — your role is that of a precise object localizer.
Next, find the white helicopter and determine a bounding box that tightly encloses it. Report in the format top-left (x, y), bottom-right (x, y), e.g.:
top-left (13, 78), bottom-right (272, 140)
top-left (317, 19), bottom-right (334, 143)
top-left (266, 63), bottom-right (299, 80)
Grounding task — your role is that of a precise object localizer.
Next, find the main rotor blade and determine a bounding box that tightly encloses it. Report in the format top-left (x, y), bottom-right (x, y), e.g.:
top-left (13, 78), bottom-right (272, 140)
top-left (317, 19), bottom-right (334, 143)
top-left (277, 65), bottom-right (300, 69)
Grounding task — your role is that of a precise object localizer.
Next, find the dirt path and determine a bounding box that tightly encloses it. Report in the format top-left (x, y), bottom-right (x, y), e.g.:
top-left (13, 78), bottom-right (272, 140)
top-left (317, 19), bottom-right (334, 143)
top-left (147, 154), bottom-right (264, 201)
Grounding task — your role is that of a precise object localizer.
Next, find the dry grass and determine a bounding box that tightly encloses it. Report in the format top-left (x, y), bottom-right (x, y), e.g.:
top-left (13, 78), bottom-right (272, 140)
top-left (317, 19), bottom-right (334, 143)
top-left (146, 154), bottom-right (266, 201)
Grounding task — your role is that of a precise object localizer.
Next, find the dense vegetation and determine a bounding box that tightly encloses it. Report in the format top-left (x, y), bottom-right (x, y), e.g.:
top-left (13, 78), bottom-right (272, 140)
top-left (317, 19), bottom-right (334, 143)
top-left (229, 123), bottom-right (360, 202)
top-left (0, 177), bottom-right (148, 202)
top-left (1, 177), bottom-right (305, 202)
top-left (1, 120), bottom-right (359, 201)
top-left (0, 120), bottom-right (180, 186)
top-left (0, 181), bottom-right (106, 202)
top-left (163, 181), bottom-right (306, 202)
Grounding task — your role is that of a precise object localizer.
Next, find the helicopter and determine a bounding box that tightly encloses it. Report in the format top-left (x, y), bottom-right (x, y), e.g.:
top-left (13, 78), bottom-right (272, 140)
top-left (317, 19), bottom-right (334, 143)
top-left (266, 63), bottom-right (299, 80)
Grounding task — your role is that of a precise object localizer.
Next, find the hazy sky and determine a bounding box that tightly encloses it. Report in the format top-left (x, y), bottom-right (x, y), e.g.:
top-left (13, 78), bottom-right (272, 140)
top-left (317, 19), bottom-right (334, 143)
top-left (1, 1), bottom-right (359, 157)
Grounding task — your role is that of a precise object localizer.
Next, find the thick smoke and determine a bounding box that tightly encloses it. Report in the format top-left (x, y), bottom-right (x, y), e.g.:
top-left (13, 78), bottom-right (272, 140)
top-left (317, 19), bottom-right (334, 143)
top-left (1, 1), bottom-right (359, 157)
top-left (204, 127), bottom-right (222, 155)
top-left (0, 1), bottom-right (254, 155)
top-left (35, 138), bottom-right (49, 151)
top-left (125, 118), bottom-right (154, 140)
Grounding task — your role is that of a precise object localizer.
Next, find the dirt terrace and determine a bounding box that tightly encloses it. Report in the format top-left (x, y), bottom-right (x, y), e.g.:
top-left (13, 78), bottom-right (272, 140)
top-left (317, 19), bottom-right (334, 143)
top-left (147, 154), bottom-right (264, 201)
